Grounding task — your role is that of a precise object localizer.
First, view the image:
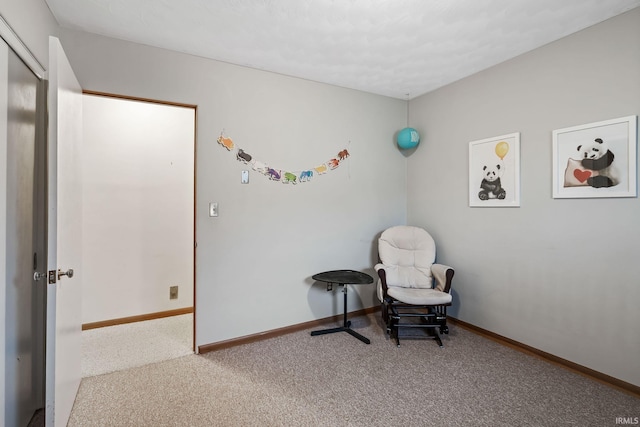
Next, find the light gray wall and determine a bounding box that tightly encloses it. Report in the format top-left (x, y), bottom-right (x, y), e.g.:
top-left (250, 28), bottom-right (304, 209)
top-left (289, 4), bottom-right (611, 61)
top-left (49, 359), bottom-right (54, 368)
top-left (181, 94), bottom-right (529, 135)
top-left (56, 28), bottom-right (408, 346)
top-left (407, 8), bottom-right (640, 387)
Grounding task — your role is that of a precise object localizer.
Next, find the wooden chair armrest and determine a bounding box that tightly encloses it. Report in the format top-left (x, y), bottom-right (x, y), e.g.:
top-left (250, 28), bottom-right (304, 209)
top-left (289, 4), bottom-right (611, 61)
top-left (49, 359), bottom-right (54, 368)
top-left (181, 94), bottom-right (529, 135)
top-left (375, 264), bottom-right (389, 299)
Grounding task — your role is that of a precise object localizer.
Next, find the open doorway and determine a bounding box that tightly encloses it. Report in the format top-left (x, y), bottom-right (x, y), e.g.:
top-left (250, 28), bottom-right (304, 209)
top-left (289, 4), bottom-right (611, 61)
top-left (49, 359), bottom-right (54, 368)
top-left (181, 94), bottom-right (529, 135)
top-left (79, 92), bottom-right (196, 377)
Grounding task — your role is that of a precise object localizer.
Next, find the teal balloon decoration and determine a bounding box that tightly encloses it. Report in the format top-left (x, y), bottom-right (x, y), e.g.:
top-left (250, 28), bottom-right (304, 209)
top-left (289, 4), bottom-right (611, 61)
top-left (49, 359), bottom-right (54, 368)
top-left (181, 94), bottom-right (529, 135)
top-left (397, 127), bottom-right (420, 149)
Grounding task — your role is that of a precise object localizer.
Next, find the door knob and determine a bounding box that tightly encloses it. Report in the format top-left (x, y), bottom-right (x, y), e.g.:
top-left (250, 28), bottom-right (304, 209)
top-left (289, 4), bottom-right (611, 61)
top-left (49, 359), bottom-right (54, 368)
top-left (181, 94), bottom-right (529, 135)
top-left (57, 268), bottom-right (74, 280)
top-left (33, 271), bottom-right (47, 281)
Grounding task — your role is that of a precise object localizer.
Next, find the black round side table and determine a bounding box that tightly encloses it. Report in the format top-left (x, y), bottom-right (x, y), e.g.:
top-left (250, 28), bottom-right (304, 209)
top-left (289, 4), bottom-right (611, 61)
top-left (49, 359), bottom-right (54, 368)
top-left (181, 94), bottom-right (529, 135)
top-left (310, 269), bottom-right (374, 344)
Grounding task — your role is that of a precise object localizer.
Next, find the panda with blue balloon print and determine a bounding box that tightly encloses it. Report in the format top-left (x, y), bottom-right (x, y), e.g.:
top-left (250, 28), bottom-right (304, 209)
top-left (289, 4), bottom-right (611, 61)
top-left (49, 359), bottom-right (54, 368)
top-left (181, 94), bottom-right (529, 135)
top-left (478, 162), bottom-right (506, 200)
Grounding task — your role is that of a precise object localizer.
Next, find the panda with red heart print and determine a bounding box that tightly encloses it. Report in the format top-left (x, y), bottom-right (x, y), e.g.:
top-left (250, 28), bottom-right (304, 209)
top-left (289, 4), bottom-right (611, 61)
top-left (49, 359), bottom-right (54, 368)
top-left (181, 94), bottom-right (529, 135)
top-left (577, 138), bottom-right (617, 188)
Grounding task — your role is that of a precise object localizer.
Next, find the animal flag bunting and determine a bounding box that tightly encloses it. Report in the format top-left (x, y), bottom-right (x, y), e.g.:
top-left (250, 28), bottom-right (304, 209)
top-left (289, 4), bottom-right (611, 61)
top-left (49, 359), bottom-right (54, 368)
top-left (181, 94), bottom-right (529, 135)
top-left (216, 133), bottom-right (349, 185)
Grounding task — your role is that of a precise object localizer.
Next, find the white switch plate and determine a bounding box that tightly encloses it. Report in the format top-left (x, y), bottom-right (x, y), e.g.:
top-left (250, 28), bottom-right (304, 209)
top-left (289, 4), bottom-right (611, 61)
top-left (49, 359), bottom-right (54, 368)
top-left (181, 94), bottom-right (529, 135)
top-left (209, 202), bottom-right (218, 217)
top-left (241, 170), bottom-right (249, 184)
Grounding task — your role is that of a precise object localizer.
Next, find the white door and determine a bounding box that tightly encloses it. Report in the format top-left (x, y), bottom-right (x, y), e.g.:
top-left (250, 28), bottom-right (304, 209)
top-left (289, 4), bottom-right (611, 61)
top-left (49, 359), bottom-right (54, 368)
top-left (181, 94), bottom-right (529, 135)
top-left (45, 36), bottom-right (83, 427)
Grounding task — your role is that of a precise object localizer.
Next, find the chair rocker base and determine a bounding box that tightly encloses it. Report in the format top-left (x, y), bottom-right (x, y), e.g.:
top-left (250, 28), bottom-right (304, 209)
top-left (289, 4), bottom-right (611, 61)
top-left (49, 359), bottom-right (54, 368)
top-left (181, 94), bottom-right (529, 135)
top-left (383, 301), bottom-right (450, 348)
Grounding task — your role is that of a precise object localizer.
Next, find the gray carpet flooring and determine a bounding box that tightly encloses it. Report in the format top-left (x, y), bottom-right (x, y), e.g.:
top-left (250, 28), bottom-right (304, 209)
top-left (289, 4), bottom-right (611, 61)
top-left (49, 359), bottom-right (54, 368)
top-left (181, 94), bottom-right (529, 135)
top-left (68, 313), bottom-right (640, 426)
top-left (82, 313), bottom-right (193, 377)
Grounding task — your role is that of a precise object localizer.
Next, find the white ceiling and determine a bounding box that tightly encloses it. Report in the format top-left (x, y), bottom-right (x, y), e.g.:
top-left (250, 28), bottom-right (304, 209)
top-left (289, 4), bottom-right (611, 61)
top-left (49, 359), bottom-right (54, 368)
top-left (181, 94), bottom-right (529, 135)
top-left (44, 0), bottom-right (640, 99)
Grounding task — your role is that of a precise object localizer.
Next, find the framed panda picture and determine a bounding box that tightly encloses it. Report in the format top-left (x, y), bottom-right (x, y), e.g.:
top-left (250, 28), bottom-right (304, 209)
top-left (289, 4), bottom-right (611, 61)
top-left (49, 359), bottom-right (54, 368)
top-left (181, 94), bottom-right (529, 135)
top-left (552, 116), bottom-right (637, 199)
top-left (469, 132), bottom-right (521, 207)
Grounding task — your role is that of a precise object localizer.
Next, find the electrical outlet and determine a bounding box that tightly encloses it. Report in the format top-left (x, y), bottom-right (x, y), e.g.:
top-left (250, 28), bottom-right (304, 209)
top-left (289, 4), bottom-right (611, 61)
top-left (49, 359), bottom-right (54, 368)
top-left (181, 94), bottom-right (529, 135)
top-left (169, 286), bottom-right (179, 300)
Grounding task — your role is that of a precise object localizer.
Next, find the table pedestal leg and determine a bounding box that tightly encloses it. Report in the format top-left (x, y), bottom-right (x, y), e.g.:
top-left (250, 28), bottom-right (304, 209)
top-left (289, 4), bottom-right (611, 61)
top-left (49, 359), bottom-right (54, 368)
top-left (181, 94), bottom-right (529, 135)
top-left (310, 284), bottom-right (370, 344)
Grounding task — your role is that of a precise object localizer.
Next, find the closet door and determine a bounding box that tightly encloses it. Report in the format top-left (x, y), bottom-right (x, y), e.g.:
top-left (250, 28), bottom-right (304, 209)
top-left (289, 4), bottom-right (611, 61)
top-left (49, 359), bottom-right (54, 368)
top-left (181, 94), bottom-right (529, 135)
top-left (1, 37), bottom-right (43, 427)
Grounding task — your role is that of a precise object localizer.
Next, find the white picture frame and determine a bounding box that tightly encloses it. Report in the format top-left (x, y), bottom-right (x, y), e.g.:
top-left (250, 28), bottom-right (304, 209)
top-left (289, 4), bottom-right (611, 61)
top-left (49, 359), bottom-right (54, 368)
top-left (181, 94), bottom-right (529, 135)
top-left (552, 116), bottom-right (637, 199)
top-left (469, 132), bottom-right (520, 207)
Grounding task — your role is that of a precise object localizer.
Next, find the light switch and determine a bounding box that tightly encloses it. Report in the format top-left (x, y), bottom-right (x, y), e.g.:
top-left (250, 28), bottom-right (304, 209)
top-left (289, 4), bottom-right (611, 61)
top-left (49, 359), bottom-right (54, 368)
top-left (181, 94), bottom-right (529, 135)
top-left (209, 202), bottom-right (218, 217)
top-left (241, 170), bottom-right (249, 184)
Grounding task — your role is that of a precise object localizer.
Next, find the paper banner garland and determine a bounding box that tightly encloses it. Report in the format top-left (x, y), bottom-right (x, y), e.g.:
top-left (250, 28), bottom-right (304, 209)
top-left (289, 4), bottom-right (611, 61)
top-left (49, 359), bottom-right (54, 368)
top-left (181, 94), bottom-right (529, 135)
top-left (216, 133), bottom-right (349, 185)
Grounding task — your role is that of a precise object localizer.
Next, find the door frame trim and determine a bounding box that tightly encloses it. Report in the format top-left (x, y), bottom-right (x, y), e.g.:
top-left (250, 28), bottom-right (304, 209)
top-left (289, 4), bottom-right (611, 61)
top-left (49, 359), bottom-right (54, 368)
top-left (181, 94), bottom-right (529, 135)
top-left (81, 90), bottom-right (198, 352)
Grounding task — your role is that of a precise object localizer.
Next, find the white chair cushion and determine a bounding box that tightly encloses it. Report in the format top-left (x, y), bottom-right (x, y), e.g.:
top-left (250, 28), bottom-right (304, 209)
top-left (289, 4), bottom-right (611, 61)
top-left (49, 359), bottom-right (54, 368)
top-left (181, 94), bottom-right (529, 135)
top-left (387, 287), bottom-right (452, 305)
top-left (378, 226), bottom-right (435, 289)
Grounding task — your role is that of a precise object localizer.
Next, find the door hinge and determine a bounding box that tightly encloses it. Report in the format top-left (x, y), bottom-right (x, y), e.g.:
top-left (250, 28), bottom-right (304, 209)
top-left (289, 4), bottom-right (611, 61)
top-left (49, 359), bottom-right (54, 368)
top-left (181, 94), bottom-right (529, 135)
top-left (48, 270), bottom-right (56, 284)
